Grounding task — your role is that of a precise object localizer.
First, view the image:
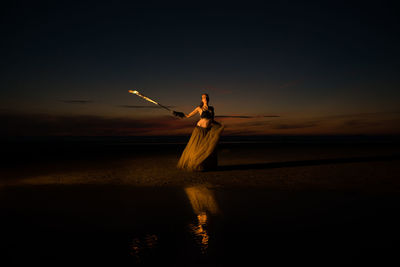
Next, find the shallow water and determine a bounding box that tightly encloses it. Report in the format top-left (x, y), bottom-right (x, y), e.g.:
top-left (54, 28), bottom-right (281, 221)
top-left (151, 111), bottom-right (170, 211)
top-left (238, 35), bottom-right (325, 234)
top-left (1, 184), bottom-right (399, 266)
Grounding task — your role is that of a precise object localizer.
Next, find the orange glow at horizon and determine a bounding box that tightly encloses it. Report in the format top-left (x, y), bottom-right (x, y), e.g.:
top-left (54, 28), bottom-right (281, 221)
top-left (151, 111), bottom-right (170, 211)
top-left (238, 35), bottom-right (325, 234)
top-left (1, 109), bottom-right (399, 136)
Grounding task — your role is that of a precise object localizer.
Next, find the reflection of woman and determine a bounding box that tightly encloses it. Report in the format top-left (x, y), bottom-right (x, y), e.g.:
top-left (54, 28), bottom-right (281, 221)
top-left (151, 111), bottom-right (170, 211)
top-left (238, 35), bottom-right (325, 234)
top-left (173, 93), bottom-right (224, 171)
top-left (184, 186), bottom-right (219, 254)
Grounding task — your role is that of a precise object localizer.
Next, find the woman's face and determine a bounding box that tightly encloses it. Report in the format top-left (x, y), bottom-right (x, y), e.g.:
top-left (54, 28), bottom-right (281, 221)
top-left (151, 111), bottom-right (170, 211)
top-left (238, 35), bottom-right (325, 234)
top-left (202, 94), bottom-right (208, 104)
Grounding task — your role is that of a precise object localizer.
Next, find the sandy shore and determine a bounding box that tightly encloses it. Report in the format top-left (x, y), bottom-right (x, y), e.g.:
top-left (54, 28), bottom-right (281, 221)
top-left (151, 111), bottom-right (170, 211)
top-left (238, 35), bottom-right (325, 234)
top-left (2, 140), bottom-right (400, 265)
top-left (1, 142), bottom-right (400, 193)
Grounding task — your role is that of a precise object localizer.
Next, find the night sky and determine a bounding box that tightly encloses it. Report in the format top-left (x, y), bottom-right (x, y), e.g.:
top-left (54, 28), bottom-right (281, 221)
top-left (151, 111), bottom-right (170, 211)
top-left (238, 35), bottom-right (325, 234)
top-left (2, 1), bottom-right (400, 136)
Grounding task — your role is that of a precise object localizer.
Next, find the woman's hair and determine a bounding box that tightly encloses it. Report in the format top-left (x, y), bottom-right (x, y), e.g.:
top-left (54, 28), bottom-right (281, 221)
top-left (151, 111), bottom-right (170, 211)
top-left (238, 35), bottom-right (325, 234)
top-left (199, 93), bottom-right (210, 108)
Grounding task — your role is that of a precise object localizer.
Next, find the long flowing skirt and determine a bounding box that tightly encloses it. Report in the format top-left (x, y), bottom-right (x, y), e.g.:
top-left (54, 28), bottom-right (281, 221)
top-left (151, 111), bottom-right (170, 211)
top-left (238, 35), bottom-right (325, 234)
top-left (177, 121), bottom-right (225, 171)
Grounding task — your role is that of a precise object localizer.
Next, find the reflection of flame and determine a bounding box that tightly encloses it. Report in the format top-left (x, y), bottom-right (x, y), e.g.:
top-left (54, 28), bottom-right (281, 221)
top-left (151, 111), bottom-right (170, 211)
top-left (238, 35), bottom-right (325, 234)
top-left (130, 234), bottom-right (158, 260)
top-left (185, 186), bottom-right (219, 254)
top-left (189, 212), bottom-right (209, 254)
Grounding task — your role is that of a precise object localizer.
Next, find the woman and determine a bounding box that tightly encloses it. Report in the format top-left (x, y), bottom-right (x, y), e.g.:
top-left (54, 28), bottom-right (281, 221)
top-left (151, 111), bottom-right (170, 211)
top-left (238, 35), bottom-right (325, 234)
top-left (173, 93), bottom-right (224, 171)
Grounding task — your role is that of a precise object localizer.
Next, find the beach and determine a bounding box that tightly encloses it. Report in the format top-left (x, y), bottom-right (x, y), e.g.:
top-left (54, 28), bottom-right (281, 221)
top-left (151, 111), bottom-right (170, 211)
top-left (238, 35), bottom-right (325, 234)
top-left (1, 137), bottom-right (400, 191)
top-left (3, 0), bottom-right (400, 265)
top-left (1, 136), bottom-right (400, 265)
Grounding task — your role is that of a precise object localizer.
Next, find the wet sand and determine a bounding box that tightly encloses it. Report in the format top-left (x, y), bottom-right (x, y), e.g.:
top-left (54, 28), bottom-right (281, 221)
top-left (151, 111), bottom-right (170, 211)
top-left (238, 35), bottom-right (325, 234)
top-left (1, 140), bottom-right (400, 265)
top-left (1, 141), bottom-right (400, 192)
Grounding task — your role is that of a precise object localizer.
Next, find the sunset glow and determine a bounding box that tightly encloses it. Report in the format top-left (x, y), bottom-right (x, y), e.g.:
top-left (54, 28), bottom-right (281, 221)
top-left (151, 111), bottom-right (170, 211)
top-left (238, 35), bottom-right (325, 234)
top-left (1, 3), bottom-right (399, 136)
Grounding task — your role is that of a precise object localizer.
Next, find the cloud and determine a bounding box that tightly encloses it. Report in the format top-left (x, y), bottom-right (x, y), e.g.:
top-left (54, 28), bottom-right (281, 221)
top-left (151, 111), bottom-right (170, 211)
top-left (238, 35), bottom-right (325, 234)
top-left (117, 105), bottom-right (176, 109)
top-left (216, 115), bottom-right (280, 119)
top-left (2, 109), bottom-right (399, 136)
top-left (0, 112), bottom-right (195, 136)
top-left (216, 115), bottom-right (257, 119)
top-left (341, 119), bottom-right (382, 128)
top-left (315, 110), bottom-right (400, 120)
top-left (59, 100), bottom-right (93, 104)
top-left (271, 122), bottom-right (319, 130)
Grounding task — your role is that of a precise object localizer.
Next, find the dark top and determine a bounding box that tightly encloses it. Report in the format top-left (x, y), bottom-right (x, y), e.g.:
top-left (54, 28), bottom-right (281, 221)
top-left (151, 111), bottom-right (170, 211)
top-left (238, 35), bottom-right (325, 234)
top-left (200, 106), bottom-right (214, 119)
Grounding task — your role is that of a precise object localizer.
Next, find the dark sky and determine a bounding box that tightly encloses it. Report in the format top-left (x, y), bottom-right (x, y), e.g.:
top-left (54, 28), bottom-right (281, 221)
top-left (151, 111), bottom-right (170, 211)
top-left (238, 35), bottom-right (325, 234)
top-left (1, 1), bottom-right (400, 136)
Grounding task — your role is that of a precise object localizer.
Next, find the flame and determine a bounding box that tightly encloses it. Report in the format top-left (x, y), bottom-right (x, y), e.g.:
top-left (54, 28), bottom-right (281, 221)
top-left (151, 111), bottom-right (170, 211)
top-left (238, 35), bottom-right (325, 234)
top-left (128, 90), bottom-right (159, 105)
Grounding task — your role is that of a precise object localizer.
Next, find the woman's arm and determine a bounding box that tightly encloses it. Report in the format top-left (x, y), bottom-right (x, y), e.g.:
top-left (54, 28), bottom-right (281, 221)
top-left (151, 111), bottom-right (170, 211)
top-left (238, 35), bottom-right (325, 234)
top-left (185, 107), bottom-right (200, 118)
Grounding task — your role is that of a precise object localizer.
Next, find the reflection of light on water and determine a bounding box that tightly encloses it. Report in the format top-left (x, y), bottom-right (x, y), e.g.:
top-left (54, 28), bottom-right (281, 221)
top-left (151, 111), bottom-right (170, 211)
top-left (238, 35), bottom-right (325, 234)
top-left (130, 234), bottom-right (158, 261)
top-left (184, 186), bottom-right (219, 215)
top-left (185, 186), bottom-right (219, 254)
top-left (189, 212), bottom-right (210, 254)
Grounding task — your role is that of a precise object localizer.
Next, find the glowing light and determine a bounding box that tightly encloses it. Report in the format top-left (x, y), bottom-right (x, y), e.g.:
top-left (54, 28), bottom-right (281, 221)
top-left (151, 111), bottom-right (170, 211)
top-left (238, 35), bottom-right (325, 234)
top-left (189, 212), bottom-right (209, 253)
top-left (185, 186), bottom-right (219, 254)
top-left (128, 89), bottom-right (171, 111)
top-left (128, 90), bottom-right (159, 105)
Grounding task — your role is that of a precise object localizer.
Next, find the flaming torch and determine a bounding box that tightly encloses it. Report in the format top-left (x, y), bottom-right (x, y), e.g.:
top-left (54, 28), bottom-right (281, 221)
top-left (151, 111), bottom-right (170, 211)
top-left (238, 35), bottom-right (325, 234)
top-left (128, 90), bottom-right (172, 111)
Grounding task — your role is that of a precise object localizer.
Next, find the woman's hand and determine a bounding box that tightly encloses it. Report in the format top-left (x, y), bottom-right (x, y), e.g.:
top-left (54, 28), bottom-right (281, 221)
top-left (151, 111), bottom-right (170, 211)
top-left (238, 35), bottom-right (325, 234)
top-left (172, 110), bottom-right (185, 118)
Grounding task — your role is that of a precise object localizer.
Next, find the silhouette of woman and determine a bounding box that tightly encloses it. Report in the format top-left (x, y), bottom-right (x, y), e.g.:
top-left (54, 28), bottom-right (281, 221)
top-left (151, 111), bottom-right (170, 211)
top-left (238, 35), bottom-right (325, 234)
top-left (173, 93), bottom-right (224, 171)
